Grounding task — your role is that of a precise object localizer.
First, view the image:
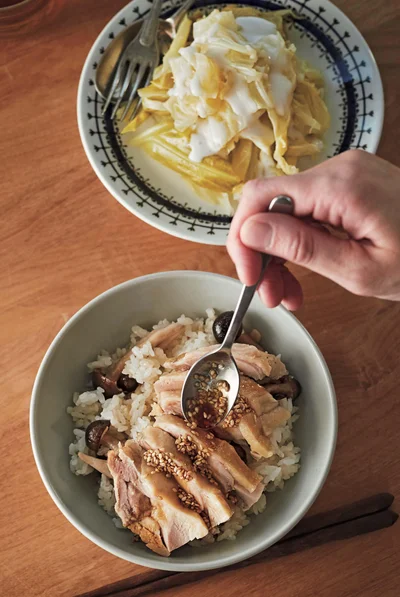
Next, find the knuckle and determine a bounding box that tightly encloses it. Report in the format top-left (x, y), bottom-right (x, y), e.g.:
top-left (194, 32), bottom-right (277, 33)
top-left (288, 229), bottom-right (315, 266)
top-left (242, 178), bottom-right (267, 201)
top-left (340, 149), bottom-right (365, 181)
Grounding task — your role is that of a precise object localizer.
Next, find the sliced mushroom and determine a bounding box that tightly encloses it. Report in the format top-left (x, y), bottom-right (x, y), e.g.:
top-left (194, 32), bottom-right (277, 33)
top-left (85, 420), bottom-right (127, 454)
top-left (262, 375), bottom-right (301, 400)
top-left (213, 311), bottom-right (243, 343)
top-left (118, 373), bottom-right (138, 393)
top-left (85, 420), bottom-right (110, 452)
top-left (78, 452), bottom-right (112, 478)
top-left (92, 369), bottom-right (121, 398)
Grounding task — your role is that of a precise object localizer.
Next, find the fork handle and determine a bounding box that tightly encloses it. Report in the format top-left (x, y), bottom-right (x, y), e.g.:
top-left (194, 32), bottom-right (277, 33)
top-left (166, 0), bottom-right (194, 28)
top-left (140, 0), bottom-right (163, 47)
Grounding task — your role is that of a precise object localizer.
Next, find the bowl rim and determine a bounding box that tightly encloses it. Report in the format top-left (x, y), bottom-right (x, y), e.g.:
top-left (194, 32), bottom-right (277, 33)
top-left (30, 271), bottom-right (337, 571)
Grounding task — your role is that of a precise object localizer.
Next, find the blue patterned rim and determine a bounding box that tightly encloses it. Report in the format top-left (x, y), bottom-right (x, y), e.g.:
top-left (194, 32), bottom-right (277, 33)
top-left (83, 0), bottom-right (382, 234)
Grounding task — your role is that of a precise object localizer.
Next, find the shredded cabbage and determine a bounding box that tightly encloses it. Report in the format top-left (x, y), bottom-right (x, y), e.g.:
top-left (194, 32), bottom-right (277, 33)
top-left (122, 8), bottom-right (330, 208)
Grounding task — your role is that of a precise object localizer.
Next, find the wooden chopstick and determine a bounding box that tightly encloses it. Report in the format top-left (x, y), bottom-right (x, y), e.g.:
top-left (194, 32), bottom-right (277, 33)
top-left (78, 493), bottom-right (397, 597)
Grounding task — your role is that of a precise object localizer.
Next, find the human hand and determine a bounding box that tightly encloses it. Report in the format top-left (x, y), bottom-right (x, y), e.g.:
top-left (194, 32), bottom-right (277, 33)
top-left (227, 150), bottom-right (400, 310)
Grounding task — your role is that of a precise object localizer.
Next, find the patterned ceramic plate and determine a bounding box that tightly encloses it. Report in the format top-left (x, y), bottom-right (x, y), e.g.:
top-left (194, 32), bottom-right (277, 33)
top-left (77, 0), bottom-right (384, 245)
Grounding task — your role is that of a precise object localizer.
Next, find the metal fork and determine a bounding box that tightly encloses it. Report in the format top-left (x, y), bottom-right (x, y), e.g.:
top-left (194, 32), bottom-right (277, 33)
top-left (102, 0), bottom-right (163, 122)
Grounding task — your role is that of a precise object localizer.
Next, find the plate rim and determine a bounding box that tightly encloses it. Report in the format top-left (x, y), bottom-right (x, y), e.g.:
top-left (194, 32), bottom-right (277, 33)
top-left (77, 0), bottom-right (384, 245)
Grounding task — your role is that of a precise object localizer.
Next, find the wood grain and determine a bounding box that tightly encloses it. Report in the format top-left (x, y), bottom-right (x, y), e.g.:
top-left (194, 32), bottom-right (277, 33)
top-left (77, 495), bottom-right (397, 597)
top-left (0, 1), bottom-right (399, 596)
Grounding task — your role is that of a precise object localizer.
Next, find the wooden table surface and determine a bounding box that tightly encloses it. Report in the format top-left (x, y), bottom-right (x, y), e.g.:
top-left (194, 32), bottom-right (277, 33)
top-left (1, 0), bottom-right (400, 595)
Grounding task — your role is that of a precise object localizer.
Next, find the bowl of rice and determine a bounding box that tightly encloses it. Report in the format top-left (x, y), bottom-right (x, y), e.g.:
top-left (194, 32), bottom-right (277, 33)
top-left (30, 271), bottom-right (337, 571)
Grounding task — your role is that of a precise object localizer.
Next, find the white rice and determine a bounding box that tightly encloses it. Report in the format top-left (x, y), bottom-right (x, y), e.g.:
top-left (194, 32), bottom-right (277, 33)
top-left (98, 474), bottom-right (116, 515)
top-left (67, 309), bottom-right (301, 542)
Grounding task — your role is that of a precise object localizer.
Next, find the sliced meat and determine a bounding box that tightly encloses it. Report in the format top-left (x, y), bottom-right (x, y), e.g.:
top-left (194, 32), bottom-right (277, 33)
top-left (108, 323), bottom-right (184, 380)
top-left (78, 452), bottom-right (112, 478)
top-left (235, 481), bottom-right (265, 511)
top-left (139, 427), bottom-right (233, 527)
top-left (108, 450), bottom-right (152, 526)
top-left (129, 517), bottom-right (170, 557)
top-left (232, 345), bottom-right (287, 381)
top-left (139, 323), bottom-right (185, 352)
top-left (264, 353), bottom-right (288, 380)
top-left (239, 376), bottom-right (291, 434)
top-left (213, 424), bottom-right (243, 443)
top-left (157, 390), bottom-right (182, 416)
top-left (154, 370), bottom-right (187, 394)
top-left (239, 413), bottom-right (274, 459)
top-left (120, 440), bottom-right (208, 552)
top-left (239, 376), bottom-right (279, 415)
top-left (155, 415), bottom-right (261, 493)
top-left (164, 344), bottom-right (287, 381)
top-left (261, 407), bottom-right (291, 434)
top-left (214, 378), bottom-right (277, 449)
top-left (164, 345), bottom-right (215, 371)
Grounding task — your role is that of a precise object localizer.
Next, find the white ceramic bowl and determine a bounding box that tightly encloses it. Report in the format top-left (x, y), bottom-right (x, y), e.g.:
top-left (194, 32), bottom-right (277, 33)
top-left (30, 271), bottom-right (337, 571)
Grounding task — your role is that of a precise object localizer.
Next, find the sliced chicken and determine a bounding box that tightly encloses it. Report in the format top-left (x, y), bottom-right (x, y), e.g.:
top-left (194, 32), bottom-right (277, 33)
top-left (108, 450), bottom-right (152, 526)
top-left (233, 345), bottom-right (287, 381)
top-left (129, 517), bottom-right (170, 557)
top-left (164, 344), bottom-right (287, 381)
top-left (157, 390), bottom-right (182, 416)
top-left (213, 425), bottom-right (243, 443)
top-left (264, 353), bottom-right (288, 380)
top-left (108, 323), bottom-right (184, 380)
top-left (163, 345), bottom-right (214, 371)
top-left (261, 407), bottom-right (291, 434)
top-left (139, 427), bottom-right (233, 527)
top-left (239, 413), bottom-right (274, 459)
top-left (154, 370), bottom-right (187, 394)
top-left (214, 378), bottom-right (278, 450)
top-left (155, 415), bottom-right (261, 493)
top-left (235, 481), bottom-right (265, 511)
top-left (120, 440), bottom-right (208, 552)
top-left (239, 376), bottom-right (278, 415)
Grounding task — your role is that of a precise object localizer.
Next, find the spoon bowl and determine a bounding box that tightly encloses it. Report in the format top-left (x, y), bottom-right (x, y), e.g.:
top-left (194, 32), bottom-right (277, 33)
top-left (181, 349), bottom-right (240, 428)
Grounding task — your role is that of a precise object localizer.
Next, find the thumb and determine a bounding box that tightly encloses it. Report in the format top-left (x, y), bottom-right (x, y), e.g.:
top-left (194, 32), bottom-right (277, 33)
top-left (240, 213), bottom-right (368, 287)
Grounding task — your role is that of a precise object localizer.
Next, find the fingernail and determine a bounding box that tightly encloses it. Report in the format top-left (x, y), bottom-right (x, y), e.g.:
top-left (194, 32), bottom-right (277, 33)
top-left (241, 220), bottom-right (273, 249)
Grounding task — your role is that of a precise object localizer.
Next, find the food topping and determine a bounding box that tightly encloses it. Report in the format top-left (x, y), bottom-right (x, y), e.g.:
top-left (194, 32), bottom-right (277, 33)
top-left (263, 375), bottom-right (301, 400)
top-left (176, 488), bottom-right (202, 513)
top-left (221, 395), bottom-right (252, 428)
top-left (212, 311), bottom-right (243, 343)
top-left (143, 449), bottom-right (193, 481)
top-left (85, 420), bottom-right (110, 452)
top-left (186, 368), bottom-right (230, 428)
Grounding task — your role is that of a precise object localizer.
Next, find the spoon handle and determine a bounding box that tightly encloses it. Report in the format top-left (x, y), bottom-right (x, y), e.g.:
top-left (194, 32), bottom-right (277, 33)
top-left (221, 195), bottom-right (294, 351)
top-left (140, 0), bottom-right (163, 47)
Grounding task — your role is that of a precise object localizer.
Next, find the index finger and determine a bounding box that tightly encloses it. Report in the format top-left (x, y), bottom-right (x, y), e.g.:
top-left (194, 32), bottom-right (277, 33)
top-left (227, 176), bottom-right (295, 285)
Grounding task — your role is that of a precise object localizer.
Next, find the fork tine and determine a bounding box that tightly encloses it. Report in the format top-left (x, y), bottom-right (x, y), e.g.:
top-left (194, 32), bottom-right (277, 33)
top-left (111, 60), bottom-right (139, 120)
top-left (119, 62), bottom-right (149, 122)
top-left (125, 66), bottom-right (154, 122)
top-left (102, 59), bottom-right (125, 116)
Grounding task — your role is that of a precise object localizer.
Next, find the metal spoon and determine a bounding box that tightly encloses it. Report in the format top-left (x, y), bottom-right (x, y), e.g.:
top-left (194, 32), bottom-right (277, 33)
top-left (95, 0), bottom-right (194, 101)
top-left (181, 195), bottom-right (294, 429)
